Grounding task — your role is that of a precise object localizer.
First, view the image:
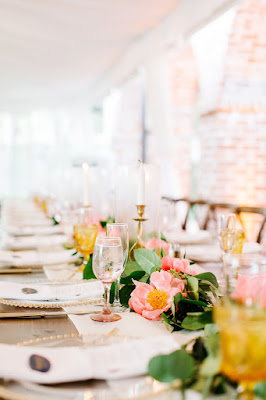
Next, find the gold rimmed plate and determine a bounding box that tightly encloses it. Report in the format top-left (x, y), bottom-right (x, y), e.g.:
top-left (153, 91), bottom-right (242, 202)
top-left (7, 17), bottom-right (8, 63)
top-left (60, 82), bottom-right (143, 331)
top-left (0, 297), bottom-right (103, 309)
top-left (0, 279), bottom-right (104, 309)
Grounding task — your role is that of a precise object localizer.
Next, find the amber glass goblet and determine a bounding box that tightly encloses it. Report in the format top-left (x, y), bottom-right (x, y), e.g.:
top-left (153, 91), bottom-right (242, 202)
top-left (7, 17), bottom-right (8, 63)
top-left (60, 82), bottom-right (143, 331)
top-left (214, 256), bottom-right (266, 400)
top-left (73, 207), bottom-right (98, 266)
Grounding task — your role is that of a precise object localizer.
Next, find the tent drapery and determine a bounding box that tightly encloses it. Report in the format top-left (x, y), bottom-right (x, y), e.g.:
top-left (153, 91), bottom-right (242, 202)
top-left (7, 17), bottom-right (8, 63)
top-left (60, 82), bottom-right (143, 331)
top-left (0, 0), bottom-right (179, 111)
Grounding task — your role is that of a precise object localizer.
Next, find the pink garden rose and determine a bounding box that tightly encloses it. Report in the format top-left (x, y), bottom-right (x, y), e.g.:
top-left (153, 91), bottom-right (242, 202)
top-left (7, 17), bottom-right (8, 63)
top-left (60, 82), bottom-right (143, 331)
top-left (144, 238), bottom-right (170, 255)
top-left (128, 269), bottom-right (185, 320)
top-left (232, 272), bottom-right (266, 307)
top-left (161, 256), bottom-right (196, 275)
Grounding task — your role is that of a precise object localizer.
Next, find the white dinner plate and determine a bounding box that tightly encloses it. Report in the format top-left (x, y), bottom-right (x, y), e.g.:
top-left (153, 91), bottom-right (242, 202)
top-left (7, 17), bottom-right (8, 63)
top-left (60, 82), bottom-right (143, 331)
top-left (165, 230), bottom-right (211, 245)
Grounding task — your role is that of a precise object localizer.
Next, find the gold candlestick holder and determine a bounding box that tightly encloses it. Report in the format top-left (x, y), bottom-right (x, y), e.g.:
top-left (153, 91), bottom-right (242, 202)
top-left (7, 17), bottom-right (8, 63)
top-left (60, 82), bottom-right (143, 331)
top-left (129, 205), bottom-right (148, 261)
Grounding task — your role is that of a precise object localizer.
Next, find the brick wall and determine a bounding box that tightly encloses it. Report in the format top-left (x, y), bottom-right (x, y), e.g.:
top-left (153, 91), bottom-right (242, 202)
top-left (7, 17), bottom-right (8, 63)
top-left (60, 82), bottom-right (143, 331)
top-left (198, 0), bottom-right (266, 207)
top-left (166, 45), bottom-right (198, 197)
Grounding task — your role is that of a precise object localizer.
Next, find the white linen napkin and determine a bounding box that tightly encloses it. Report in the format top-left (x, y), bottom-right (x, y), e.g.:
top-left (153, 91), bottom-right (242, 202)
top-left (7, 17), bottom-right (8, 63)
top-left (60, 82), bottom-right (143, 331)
top-left (4, 218), bottom-right (54, 227)
top-left (0, 280), bottom-right (103, 301)
top-left (186, 242), bottom-right (262, 263)
top-left (3, 234), bottom-right (68, 250)
top-left (0, 249), bottom-right (79, 267)
top-left (0, 335), bottom-right (179, 384)
top-left (6, 225), bottom-right (63, 236)
top-left (165, 230), bottom-right (211, 245)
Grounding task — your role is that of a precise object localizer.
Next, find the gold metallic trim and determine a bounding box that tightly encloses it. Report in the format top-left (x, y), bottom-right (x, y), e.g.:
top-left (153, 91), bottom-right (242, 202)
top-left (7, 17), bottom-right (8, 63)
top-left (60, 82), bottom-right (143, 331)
top-left (0, 297), bottom-right (103, 309)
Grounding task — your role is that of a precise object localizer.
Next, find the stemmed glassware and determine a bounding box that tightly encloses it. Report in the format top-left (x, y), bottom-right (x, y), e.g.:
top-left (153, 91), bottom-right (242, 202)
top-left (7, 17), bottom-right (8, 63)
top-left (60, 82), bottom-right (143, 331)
top-left (214, 255), bottom-right (266, 399)
top-left (106, 223), bottom-right (129, 311)
top-left (91, 237), bottom-right (124, 322)
top-left (217, 213), bottom-right (236, 282)
top-left (73, 207), bottom-right (98, 268)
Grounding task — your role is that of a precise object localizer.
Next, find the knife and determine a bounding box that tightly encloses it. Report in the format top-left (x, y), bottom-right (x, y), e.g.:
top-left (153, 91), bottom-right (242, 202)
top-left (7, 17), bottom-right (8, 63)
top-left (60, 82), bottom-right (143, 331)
top-left (0, 310), bottom-right (98, 318)
top-left (0, 268), bottom-right (32, 274)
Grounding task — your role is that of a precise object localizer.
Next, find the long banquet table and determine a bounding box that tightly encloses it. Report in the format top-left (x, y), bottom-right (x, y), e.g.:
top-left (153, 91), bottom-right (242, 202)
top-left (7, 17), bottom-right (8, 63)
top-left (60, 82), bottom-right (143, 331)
top-left (0, 200), bottom-right (243, 400)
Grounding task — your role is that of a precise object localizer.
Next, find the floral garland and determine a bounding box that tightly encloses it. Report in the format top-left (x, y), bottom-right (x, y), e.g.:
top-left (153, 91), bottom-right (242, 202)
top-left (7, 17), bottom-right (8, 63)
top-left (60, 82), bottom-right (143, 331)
top-left (119, 248), bottom-right (218, 330)
top-left (83, 246), bottom-right (219, 330)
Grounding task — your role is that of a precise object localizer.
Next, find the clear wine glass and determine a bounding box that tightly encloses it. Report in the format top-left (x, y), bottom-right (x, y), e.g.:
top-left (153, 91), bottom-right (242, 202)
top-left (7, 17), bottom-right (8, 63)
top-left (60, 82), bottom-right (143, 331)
top-left (91, 237), bottom-right (124, 322)
top-left (217, 213), bottom-right (236, 283)
top-left (106, 223), bottom-right (129, 312)
top-left (214, 255), bottom-right (266, 400)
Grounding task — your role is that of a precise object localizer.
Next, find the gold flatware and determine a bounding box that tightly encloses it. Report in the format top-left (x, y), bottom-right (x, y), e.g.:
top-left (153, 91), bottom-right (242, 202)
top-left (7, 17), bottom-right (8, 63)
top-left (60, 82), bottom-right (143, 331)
top-left (0, 268), bottom-right (32, 274)
top-left (0, 310), bottom-right (98, 319)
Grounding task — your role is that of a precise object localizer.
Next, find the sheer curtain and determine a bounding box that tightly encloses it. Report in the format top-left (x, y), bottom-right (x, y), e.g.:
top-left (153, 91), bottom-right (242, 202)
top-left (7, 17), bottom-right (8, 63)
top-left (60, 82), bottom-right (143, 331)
top-left (0, 108), bottom-right (112, 199)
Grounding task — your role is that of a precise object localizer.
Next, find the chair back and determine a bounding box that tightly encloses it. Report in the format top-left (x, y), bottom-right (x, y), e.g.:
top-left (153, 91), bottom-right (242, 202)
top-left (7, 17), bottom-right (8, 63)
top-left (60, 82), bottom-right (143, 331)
top-left (235, 206), bottom-right (266, 243)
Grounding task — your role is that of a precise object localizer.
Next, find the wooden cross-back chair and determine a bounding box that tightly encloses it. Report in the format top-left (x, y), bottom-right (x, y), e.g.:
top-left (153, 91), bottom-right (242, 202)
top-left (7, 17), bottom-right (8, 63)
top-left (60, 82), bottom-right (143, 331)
top-left (183, 200), bottom-right (210, 231)
top-left (203, 203), bottom-right (238, 232)
top-left (161, 197), bottom-right (190, 231)
top-left (235, 206), bottom-right (266, 243)
top-left (161, 198), bottom-right (210, 231)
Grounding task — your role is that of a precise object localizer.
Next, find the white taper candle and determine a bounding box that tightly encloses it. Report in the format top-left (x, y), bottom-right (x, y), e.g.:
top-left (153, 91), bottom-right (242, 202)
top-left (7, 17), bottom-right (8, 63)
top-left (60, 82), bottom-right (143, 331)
top-left (82, 163), bottom-right (90, 206)
top-left (137, 162), bottom-right (145, 205)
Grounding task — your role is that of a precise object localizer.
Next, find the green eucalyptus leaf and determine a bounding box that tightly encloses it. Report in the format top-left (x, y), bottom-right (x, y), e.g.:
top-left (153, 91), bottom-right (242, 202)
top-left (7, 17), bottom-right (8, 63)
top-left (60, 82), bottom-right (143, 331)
top-left (181, 311), bottom-right (213, 331)
top-left (187, 276), bottom-right (199, 300)
top-left (123, 261), bottom-right (142, 276)
top-left (139, 274), bottom-right (150, 283)
top-left (148, 349), bottom-right (195, 383)
top-left (196, 272), bottom-right (218, 288)
top-left (174, 293), bottom-right (206, 316)
top-left (200, 355), bottom-right (221, 377)
top-left (182, 315), bottom-right (205, 330)
top-left (192, 337), bottom-right (208, 362)
top-left (171, 299), bottom-right (176, 318)
top-left (110, 282), bottom-right (115, 304)
top-left (119, 285), bottom-right (134, 307)
top-left (204, 323), bottom-right (220, 357)
top-left (255, 382), bottom-right (266, 399)
top-left (83, 256), bottom-right (96, 280)
top-left (199, 288), bottom-right (213, 304)
top-left (170, 321), bottom-right (183, 331)
top-left (52, 216), bottom-right (60, 225)
top-left (134, 248), bottom-right (161, 274)
top-left (174, 292), bottom-right (184, 304)
top-left (63, 242), bottom-right (74, 250)
top-left (100, 216), bottom-right (115, 229)
top-left (161, 312), bottom-right (171, 325)
top-left (160, 232), bottom-right (167, 242)
top-left (120, 270), bottom-right (145, 284)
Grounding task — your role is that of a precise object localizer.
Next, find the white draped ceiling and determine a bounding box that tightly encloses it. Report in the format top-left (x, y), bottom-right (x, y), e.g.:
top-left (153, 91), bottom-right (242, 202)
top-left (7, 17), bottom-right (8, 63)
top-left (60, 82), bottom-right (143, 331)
top-left (0, 0), bottom-right (239, 199)
top-left (0, 0), bottom-right (240, 111)
top-left (0, 0), bottom-right (180, 111)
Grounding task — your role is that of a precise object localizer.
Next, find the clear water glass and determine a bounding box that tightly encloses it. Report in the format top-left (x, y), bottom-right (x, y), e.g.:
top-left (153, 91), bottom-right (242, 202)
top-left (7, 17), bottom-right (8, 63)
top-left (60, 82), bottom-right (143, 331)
top-left (106, 223), bottom-right (129, 310)
top-left (91, 237), bottom-right (124, 322)
top-left (218, 213), bottom-right (236, 284)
